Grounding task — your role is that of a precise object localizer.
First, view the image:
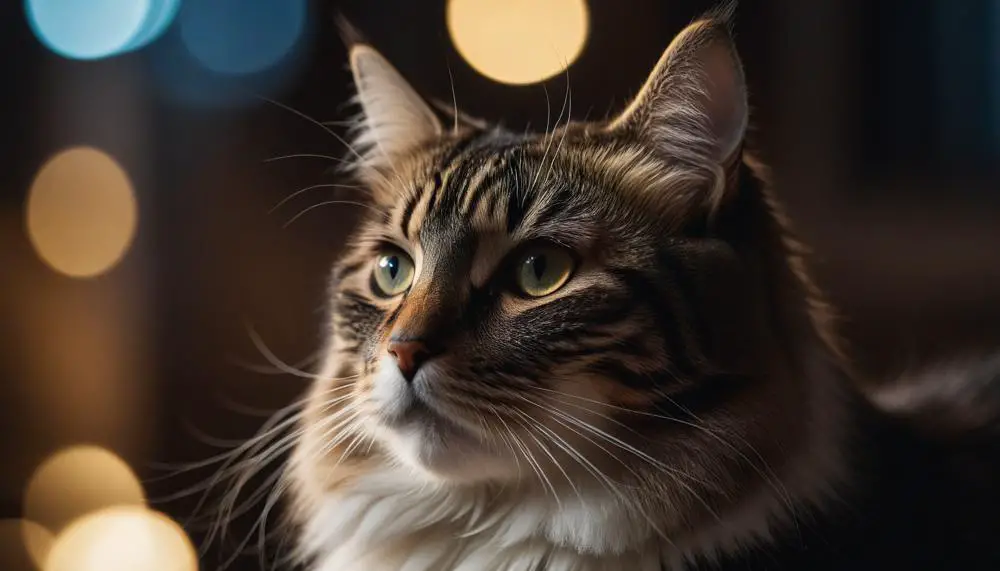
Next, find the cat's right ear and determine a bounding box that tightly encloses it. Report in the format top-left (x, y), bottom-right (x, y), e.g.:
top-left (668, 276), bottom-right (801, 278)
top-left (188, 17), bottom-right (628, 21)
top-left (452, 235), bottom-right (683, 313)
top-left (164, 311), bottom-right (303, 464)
top-left (347, 44), bottom-right (443, 182)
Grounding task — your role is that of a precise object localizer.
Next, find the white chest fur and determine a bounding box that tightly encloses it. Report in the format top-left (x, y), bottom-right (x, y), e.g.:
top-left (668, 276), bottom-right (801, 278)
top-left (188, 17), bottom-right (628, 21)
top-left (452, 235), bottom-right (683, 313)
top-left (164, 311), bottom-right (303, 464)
top-left (299, 470), bottom-right (675, 571)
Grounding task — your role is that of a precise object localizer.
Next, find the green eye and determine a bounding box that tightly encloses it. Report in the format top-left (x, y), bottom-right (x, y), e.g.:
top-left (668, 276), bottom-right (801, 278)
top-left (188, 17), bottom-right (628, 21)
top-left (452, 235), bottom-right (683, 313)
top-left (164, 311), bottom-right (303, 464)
top-left (515, 246), bottom-right (575, 297)
top-left (372, 249), bottom-right (415, 296)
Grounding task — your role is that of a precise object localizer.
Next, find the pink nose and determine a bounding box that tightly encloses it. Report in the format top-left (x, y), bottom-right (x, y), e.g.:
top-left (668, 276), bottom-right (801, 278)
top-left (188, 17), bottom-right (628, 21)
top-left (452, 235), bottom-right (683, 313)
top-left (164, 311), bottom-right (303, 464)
top-left (387, 339), bottom-right (430, 381)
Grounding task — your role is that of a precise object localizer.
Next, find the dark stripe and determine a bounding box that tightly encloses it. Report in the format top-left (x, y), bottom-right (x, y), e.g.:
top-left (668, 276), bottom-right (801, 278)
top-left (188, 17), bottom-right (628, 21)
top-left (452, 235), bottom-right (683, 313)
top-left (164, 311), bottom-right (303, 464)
top-left (517, 288), bottom-right (633, 332)
top-left (399, 188), bottom-right (423, 238)
top-left (461, 173), bottom-right (496, 219)
top-left (613, 333), bottom-right (660, 357)
top-left (544, 340), bottom-right (626, 360)
top-left (428, 136), bottom-right (483, 215)
top-left (335, 260), bottom-right (367, 279)
top-left (433, 159), bottom-right (475, 215)
top-left (505, 181), bottom-right (536, 234)
top-left (532, 553), bottom-right (552, 571)
top-left (440, 132), bottom-right (479, 167)
top-left (587, 358), bottom-right (678, 391)
top-left (340, 290), bottom-right (374, 305)
top-left (334, 292), bottom-right (385, 338)
top-left (338, 341), bottom-right (363, 354)
top-left (383, 303), bottom-right (404, 330)
top-left (612, 268), bottom-right (700, 377)
top-left (484, 186), bottom-right (505, 221)
top-left (425, 171), bottom-right (444, 215)
top-left (656, 244), bottom-right (713, 361)
top-left (462, 149), bottom-right (514, 218)
top-left (652, 373), bottom-right (752, 418)
top-left (530, 184), bottom-right (573, 228)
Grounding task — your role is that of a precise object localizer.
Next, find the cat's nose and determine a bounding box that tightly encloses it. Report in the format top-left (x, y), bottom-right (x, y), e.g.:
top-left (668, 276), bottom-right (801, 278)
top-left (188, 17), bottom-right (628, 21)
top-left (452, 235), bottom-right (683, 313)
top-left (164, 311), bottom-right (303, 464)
top-left (387, 339), bottom-right (435, 381)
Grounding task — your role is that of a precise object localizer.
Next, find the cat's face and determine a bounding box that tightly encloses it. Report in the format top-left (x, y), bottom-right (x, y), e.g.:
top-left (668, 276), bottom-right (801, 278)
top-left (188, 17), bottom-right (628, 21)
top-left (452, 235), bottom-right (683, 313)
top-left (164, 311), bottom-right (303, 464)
top-left (329, 135), bottom-right (717, 483)
top-left (291, 13), bottom-right (837, 540)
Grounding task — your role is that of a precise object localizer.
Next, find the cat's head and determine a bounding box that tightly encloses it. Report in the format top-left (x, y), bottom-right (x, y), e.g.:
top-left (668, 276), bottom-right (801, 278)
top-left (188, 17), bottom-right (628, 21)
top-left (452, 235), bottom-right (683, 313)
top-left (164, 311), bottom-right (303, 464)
top-left (291, 7), bottom-right (845, 546)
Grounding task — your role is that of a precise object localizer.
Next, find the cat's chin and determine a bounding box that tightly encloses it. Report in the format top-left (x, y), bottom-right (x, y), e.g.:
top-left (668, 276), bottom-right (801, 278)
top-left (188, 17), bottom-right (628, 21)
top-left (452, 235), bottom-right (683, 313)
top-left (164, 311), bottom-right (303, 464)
top-left (381, 422), bottom-right (519, 483)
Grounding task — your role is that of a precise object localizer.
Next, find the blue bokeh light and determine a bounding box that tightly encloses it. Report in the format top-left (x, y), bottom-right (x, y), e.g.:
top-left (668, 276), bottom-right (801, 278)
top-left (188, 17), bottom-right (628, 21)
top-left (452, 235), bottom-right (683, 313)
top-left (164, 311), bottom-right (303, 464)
top-left (25, 0), bottom-right (180, 60)
top-left (127, 0), bottom-right (182, 51)
top-left (178, 0), bottom-right (308, 76)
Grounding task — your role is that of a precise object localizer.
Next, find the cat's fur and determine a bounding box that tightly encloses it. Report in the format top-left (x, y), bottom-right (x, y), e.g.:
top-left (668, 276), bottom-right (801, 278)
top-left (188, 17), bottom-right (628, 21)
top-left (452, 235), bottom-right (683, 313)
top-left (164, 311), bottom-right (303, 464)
top-left (282, 6), bottom-right (1000, 570)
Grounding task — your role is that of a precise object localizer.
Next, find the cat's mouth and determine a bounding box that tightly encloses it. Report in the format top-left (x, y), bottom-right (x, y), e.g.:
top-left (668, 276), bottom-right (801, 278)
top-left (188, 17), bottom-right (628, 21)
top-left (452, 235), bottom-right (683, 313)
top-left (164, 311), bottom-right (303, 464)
top-left (371, 359), bottom-right (473, 437)
top-left (368, 358), bottom-right (516, 481)
top-left (379, 389), bottom-right (461, 433)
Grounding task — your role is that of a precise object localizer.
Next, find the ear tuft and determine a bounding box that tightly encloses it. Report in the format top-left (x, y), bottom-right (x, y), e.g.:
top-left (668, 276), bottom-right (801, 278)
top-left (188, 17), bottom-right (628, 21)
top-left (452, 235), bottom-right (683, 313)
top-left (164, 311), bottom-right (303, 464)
top-left (703, 0), bottom-right (738, 31)
top-left (347, 45), bottom-right (443, 173)
top-left (334, 14), bottom-right (367, 50)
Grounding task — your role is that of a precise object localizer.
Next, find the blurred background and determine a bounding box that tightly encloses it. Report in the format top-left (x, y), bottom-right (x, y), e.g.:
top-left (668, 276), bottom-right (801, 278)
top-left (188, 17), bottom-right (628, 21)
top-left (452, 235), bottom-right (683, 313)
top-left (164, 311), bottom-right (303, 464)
top-left (1, 0), bottom-right (999, 569)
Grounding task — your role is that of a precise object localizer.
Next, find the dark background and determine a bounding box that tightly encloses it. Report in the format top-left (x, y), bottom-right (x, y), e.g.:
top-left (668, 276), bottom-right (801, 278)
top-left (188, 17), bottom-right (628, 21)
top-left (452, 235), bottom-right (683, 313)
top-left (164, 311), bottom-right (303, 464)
top-left (2, 1), bottom-right (999, 569)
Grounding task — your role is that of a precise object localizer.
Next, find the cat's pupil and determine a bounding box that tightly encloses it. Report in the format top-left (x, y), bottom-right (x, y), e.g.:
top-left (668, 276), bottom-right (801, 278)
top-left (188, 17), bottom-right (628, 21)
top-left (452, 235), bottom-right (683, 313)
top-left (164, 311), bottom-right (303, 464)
top-left (530, 255), bottom-right (547, 280)
top-left (386, 256), bottom-right (399, 280)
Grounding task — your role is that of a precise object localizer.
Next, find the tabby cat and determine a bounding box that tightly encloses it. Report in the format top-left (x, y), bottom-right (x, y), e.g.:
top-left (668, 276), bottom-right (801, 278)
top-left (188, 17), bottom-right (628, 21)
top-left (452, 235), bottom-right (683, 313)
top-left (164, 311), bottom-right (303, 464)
top-left (282, 7), bottom-right (1000, 570)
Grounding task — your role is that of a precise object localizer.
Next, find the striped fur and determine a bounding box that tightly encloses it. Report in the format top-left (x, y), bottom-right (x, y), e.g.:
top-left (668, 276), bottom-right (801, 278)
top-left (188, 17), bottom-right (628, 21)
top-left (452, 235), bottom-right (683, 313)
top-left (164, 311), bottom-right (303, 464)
top-left (286, 8), bottom-right (852, 571)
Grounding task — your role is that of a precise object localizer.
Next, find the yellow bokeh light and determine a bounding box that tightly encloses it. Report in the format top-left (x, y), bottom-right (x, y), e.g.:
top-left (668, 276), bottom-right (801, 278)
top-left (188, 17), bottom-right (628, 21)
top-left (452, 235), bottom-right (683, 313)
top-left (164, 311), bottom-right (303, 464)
top-left (45, 508), bottom-right (197, 571)
top-left (0, 519), bottom-right (54, 571)
top-left (24, 446), bottom-right (146, 536)
top-left (447, 0), bottom-right (589, 85)
top-left (26, 146), bottom-right (138, 278)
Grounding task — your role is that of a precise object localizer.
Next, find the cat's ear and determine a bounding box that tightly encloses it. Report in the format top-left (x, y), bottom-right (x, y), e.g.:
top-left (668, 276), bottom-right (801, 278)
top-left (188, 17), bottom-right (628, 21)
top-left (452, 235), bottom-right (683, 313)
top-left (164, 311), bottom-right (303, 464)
top-left (348, 45), bottom-right (443, 173)
top-left (609, 7), bottom-right (747, 197)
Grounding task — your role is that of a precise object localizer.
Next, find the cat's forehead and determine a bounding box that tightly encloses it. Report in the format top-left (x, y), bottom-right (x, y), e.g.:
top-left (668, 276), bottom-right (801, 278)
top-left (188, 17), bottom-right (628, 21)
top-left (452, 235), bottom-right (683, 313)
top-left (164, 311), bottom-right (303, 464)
top-left (384, 129), bottom-right (666, 246)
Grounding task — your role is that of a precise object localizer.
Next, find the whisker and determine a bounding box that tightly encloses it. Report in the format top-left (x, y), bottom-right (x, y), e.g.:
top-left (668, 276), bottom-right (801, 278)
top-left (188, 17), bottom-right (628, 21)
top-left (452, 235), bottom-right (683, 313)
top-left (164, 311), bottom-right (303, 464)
top-left (487, 405), bottom-right (523, 478)
top-left (530, 79), bottom-right (567, 193)
top-left (269, 183), bottom-right (364, 214)
top-left (509, 408), bottom-right (574, 508)
top-left (284, 199), bottom-right (386, 227)
top-left (509, 408), bottom-right (584, 506)
top-left (544, 77), bottom-right (572, 186)
top-left (541, 402), bottom-right (726, 528)
top-left (532, 386), bottom-right (795, 511)
top-left (264, 153), bottom-right (351, 165)
top-left (245, 324), bottom-right (362, 385)
top-left (446, 62), bottom-right (460, 136)
top-left (254, 95), bottom-right (370, 167)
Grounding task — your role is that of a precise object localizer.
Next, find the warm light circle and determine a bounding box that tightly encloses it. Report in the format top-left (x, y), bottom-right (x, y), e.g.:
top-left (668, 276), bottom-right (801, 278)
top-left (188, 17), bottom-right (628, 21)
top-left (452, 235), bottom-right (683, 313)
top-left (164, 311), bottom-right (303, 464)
top-left (24, 446), bottom-right (146, 536)
top-left (26, 147), bottom-right (138, 278)
top-left (45, 508), bottom-right (197, 571)
top-left (447, 0), bottom-right (589, 85)
top-left (0, 519), bottom-right (54, 571)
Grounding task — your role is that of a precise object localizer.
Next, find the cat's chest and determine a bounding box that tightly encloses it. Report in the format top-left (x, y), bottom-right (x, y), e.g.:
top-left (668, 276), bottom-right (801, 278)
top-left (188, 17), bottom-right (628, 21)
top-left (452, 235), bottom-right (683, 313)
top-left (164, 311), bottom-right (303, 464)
top-left (298, 475), bottom-right (670, 571)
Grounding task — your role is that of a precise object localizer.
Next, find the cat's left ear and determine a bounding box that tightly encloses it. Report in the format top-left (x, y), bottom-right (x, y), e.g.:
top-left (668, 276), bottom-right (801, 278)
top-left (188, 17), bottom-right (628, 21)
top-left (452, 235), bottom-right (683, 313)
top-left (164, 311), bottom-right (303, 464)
top-left (609, 7), bottom-right (747, 203)
top-left (348, 45), bottom-right (443, 175)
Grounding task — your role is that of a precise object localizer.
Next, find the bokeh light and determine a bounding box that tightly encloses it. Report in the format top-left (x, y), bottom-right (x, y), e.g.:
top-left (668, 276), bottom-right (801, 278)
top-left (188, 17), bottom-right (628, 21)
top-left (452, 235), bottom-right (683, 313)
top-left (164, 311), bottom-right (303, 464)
top-left (0, 519), bottom-right (54, 571)
top-left (24, 0), bottom-right (180, 61)
top-left (123, 0), bottom-right (182, 51)
top-left (179, 0), bottom-right (308, 75)
top-left (26, 147), bottom-right (138, 279)
top-left (45, 508), bottom-right (197, 571)
top-left (24, 446), bottom-right (146, 536)
top-left (447, 0), bottom-right (589, 85)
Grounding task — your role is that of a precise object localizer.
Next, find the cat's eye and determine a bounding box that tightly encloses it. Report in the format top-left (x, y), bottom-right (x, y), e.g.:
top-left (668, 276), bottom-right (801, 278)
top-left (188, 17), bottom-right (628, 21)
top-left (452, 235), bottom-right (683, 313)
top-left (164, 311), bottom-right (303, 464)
top-left (372, 249), bottom-right (415, 297)
top-left (515, 246), bottom-right (575, 297)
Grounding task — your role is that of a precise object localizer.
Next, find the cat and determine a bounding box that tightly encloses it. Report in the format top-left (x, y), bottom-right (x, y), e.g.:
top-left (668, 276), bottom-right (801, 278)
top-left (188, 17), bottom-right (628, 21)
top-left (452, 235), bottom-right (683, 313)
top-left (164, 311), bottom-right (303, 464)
top-left (279, 6), bottom-right (1000, 570)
